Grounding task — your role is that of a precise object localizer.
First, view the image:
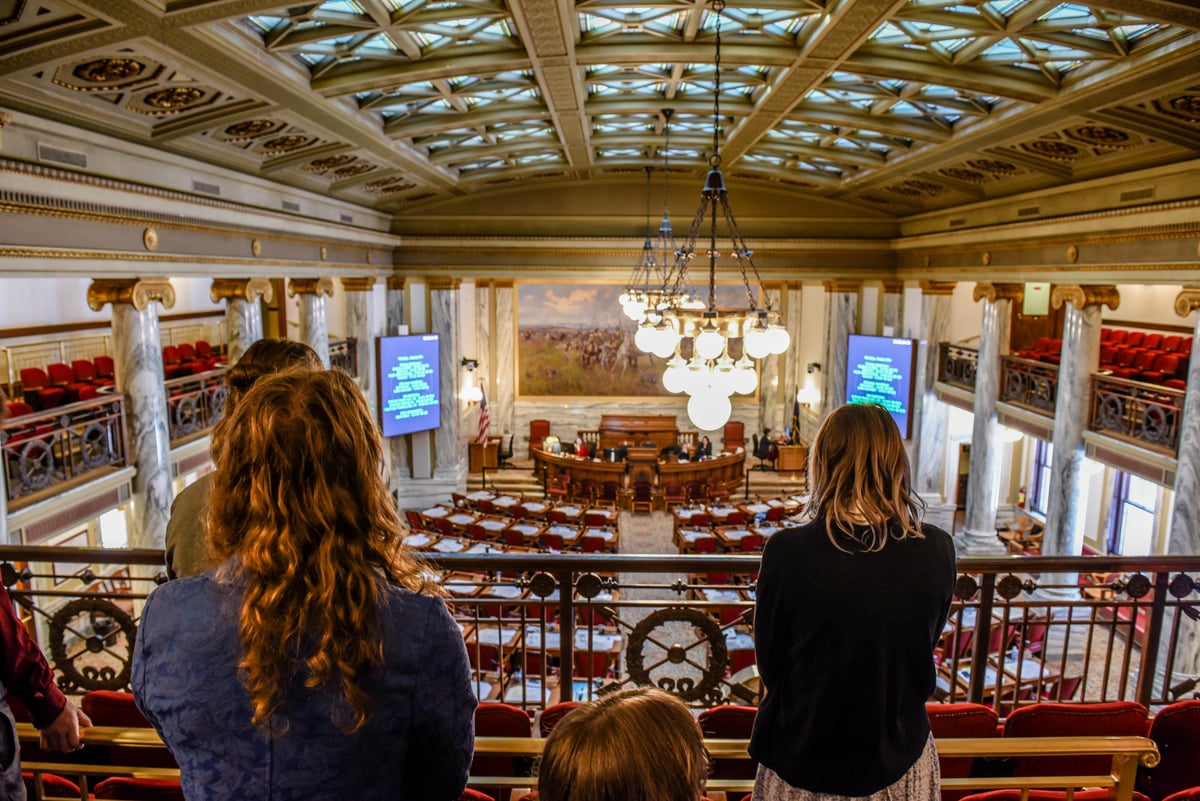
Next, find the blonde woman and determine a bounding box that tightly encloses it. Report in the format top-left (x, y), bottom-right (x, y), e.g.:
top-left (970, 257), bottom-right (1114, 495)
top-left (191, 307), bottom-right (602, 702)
top-left (538, 686), bottom-right (708, 801)
top-left (750, 403), bottom-right (956, 801)
top-left (134, 370), bottom-right (475, 800)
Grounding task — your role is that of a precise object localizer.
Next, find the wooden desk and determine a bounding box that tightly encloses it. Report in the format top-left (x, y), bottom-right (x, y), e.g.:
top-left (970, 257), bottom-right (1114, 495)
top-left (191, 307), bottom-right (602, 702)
top-left (776, 443), bottom-right (808, 476)
top-left (469, 436), bottom-right (500, 473)
top-left (598, 413), bottom-right (678, 450)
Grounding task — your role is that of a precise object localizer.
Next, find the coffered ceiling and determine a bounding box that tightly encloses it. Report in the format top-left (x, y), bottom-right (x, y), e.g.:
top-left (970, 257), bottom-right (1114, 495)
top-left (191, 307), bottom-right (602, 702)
top-left (1, 0), bottom-right (1198, 217)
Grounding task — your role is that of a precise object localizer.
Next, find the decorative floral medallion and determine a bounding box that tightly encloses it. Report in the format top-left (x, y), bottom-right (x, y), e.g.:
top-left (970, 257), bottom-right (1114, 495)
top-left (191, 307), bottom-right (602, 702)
top-left (220, 119), bottom-right (283, 141)
top-left (142, 227), bottom-right (158, 252)
top-left (129, 85), bottom-right (218, 116)
top-left (905, 179), bottom-right (944, 195)
top-left (365, 176), bottom-right (407, 190)
top-left (1066, 125), bottom-right (1134, 149)
top-left (251, 239), bottom-right (262, 257)
top-left (885, 184), bottom-right (922, 197)
top-left (1023, 140), bottom-right (1080, 161)
top-left (303, 154), bottom-right (356, 173)
top-left (940, 167), bottom-right (987, 183)
top-left (333, 163), bottom-right (375, 178)
top-left (1155, 95), bottom-right (1200, 123)
top-left (262, 135), bottom-right (314, 154)
top-left (967, 158), bottom-right (1019, 176)
top-left (53, 58), bottom-right (161, 92)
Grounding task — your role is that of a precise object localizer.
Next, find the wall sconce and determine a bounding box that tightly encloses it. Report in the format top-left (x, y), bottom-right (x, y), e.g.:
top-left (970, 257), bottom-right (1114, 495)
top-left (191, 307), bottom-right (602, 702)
top-left (806, 362), bottom-right (821, 374)
top-left (796, 386), bottom-right (820, 408)
top-left (461, 358), bottom-right (479, 371)
top-left (463, 385), bottom-right (483, 404)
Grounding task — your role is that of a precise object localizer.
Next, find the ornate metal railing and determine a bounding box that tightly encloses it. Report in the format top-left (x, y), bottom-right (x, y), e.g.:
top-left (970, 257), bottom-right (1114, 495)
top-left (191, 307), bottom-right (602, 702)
top-left (1089, 374), bottom-right (1185, 456)
top-left (329, 338), bottom-right (358, 378)
top-left (164, 368), bottom-right (227, 445)
top-left (1, 397), bottom-right (128, 505)
top-left (2, 548), bottom-right (1197, 714)
top-left (938, 343), bottom-right (979, 391)
top-left (1000, 355), bottom-right (1059, 415)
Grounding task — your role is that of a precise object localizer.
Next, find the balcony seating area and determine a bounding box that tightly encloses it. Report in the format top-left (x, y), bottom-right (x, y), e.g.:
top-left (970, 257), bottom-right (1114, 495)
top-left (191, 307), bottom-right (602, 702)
top-left (1018, 327), bottom-right (1191, 389)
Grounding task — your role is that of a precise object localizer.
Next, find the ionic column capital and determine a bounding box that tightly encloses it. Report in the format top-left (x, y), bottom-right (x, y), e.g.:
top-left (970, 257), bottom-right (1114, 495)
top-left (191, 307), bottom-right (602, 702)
top-left (493, 279), bottom-right (515, 290)
top-left (881, 280), bottom-right (905, 294)
top-left (87, 278), bottom-right (175, 312)
top-left (1051, 284), bottom-right (1119, 312)
top-left (1175, 286), bottom-right (1200, 317)
top-left (287, 277), bottom-right (335, 298)
top-left (340, 277), bottom-right (377, 292)
top-left (386, 276), bottom-right (407, 292)
top-left (210, 278), bottom-right (273, 304)
top-left (919, 281), bottom-right (957, 296)
top-left (822, 280), bottom-right (861, 294)
top-left (428, 278), bottom-right (462, 291)
top-left (973, 283), bottom-right (1024, 304)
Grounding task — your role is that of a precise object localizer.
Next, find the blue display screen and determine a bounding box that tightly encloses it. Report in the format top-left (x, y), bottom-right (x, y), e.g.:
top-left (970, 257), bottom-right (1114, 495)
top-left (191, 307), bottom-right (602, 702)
top-left (844, 334), bottom-right (918, 438)
top-left (376, 335), bottom-right (441, 437)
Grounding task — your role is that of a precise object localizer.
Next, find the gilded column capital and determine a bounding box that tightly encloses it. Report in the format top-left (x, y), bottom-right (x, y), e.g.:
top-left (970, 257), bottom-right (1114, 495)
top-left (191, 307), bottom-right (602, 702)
top-left (341, 277), bottom-right (377, 292)
top-left (210, 278), bottom-right (273, 304)
top-left (1175, 286), bottom-right (1200, 317)
top-left (881, 280), bottom-right (905, 294)
top-left (287, 277), bottom-right (335, 298)
top-left (0, 112), bottom-right (11, 129)
top-left (822, 280), bottom-right (861, 294)
top-left (493, 279), bottom-right (515, 289)
top-left (785, 281), bottom-right (803, 292)
top-left (919, 281), bottom-right (957, 296)
top-left (972, 283), bottom-right (1024, 304)
top-left (87, 278), bottom-right (176, 312)
top-left (1051, 284), bottom-right (1119, 312)
top-left (385, 276), bottom-right (407, 292)
top-left (428, 278), bottom-right (462, 291)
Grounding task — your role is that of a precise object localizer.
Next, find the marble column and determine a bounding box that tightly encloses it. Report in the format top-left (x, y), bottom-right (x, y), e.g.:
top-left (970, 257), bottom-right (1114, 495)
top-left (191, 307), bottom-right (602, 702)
top-left (781, 282), bottom-right (805, 438)
top-left (912, 281), bottom-right (957, 496)
top-left (494, 280), bottom-right (516, 439)
top-left (758, 285), bottom-right (785, 433)
top-left (960, 283), bottom-right (1022, 555)
top-left (430, 278), bottom-right (464, 482)
top-left (1043, 284), bottom-right (1119, 557)
top-left (1166, 286), bottom-right (1200, 699)
top-left (475, 279), bottom-right (492, 410)
top-left (881, 280), bottom-right (905, 337)
top-left (342, 277), bottom-right (378, 399)
top-left (211, 278), bottom-right (272, 364)
top-left (820, 280), bottom-right (860, 420)
top-left (384, 277), bottom-right (409, 482)
top-left (87, 279), bottom-right (175, 549)
top-left (287, 277), bottom-right (334, 368)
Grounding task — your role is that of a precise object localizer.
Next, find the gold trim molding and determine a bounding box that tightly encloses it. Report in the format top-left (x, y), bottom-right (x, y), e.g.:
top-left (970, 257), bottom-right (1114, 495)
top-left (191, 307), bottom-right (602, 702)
top-left (210, 278), bottom-right (273, 304)
top-left (87, 279), bottom-right (176, 312)
top-left (493, 279), bottom-right (515, 289)
top-left (428, 278), bottom-right (462, 290)
top-left (823, 280), bottom-right (862, 293)
top-left (1051, 284), bottom-right (1120, 312)
top-left (287, 277), bottom-right (335, 298)
top-left (920, 281), bottom-right (957, 296)
top-left (1175, 286), bottom-right (1200, 317)
top-left (881, 280), bottom-right (904, 294)
top-left (341, 277), bottom-right (377, 292)
top-left (386, 276), bottom-right (407, 291)
top-left (973, 283), bottom-right (1024, 304)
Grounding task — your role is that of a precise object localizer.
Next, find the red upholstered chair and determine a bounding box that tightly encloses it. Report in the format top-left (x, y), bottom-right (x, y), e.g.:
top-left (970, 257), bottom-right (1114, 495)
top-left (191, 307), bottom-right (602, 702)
top-left (529, 419), bottom-right (551, 457)
top-left (48, 362), bottom-right (99, 401)
top-left (472, 703), bottom-right (533, 801)
top-left (596, 480), bottom-right (622, 509)
top-left (583, 511), bottom-right (608, 527)
top-left (538, 701), bottom-right (583, 736)
top-left (1161, 335), bottom-right (1184, 353)
top-left (629, 480), bottom-right (654, 515)
top-left (1110, 329), bottom-right (1129, 345)
top-left (1127, 331), bottom-right (1146, 349)
top-left (461, 790), bottom-right (497, 801)
top-left (959, 792), bottom-right (1150, 801)
top-left (927, 702), bottom-right (999, 801)
top-left (1142, 333), bottom-right (1164, 352)
top-left (1042, 339), bottom-right (1063, 364)
top-left (1002, 701), bottom-right (1149, 778)
top-left (739, 533), bottom-right (764, 552)
top-left (698, 705), bottom-right (758, 779)
top-left (1162, 790), bottom-right (1200, 801)
top-left (722, 420), bottom-right (745, 452)
top-left (23, 772), bottom-right (84, 800)
top-left (1137, 700), bottom-right (1200, 801)
top-left (94, 778), bottom-right (186, 800)
top-left (1141, 353), bottom-right (1181, 384)
top-left (4, 400), bottom-right (35, 419)
top-left (765, 505), bottom-right (785, 522)
top-left (19, 367), bottom-right (66, 410)
top-left (82, 690), bottom-right (179, 769)
top-left (539, 531), bottom-right (565, 552)
top-left (94, 354), bottom-right (116, 382)
top-left (661, 481), bottom-right (686, 509)
top-left (579, 534), bottom-right (607, 553)
top-left (403, 508), bottom-right (425, 531)
top-left (546, 474), bottom-right (570, 502)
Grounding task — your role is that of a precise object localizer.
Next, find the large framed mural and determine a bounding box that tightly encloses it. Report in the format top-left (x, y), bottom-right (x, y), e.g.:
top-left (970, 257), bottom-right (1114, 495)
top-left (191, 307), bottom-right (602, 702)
top-left (516, 282), bottom-right (747, 398)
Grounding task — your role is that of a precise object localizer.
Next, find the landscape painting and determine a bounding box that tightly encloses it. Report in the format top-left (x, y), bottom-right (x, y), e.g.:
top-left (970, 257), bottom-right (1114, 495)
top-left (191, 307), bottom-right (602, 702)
top-left (517, 283), bottom-right (667, 397)
top-left (516, 282), bottom-right (749, 397)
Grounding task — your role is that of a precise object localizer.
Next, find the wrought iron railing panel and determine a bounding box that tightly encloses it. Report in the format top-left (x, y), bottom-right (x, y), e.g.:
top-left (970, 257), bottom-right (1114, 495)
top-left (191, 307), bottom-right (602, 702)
top-left (1000, 355), bottom-right (1059, 414)
top-left (938, 343), bottom-right (979, 391)
top-left (1089, 374), bottom-right (1184, 455)
top-left (2, 548), bottom-right (1197, 714)
top-left (164, 368), bottom-right (227, 445)
top-left (329, 338), bottom-right (358, 378)
top-left (1, 397), bottom-right (128, 503)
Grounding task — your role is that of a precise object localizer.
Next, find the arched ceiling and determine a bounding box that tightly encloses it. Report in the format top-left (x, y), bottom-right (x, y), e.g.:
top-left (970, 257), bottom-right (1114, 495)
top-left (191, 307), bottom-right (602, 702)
top-left (1, 0), bottom-right (1199, 219)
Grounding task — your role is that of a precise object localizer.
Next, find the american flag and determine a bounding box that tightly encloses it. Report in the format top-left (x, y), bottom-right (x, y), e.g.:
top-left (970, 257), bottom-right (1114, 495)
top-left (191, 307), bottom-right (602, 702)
top-left (477, 386), bottom-right (490, 444)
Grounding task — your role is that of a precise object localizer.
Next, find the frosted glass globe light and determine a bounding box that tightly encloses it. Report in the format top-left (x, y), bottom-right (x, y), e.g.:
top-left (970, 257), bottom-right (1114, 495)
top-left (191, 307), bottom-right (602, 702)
top-left (688, 388), bottom-right (732, 430)
top-left (684, 354), bottom-right (709, 396)
top-left (695, 320), bottom-right (725, 361)
top-left (732, 356), bottom-right (758, 395)
top-left (634, 320), bottom-right (657, 353)
top-left (650, 320), bottom-right (681, 359)
top-left (743, 321), bottom-right (770, 360)
top-left (662, 354), bottom-right (688, 394)
top-left (768, 323), bottom-right (791, 355)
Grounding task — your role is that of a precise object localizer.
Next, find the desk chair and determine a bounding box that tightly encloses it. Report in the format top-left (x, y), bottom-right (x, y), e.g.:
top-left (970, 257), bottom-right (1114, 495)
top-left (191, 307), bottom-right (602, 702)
top-left (1003, 701), bottom-right (1149, 778)
top-left (1137, 700), bottom-right (1200, 801)
top-left (497, 434), bottom-right (515, 468)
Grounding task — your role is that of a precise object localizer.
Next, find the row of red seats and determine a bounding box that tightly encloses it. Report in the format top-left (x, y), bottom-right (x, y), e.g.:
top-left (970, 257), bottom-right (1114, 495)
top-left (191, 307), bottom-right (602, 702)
top-left (1019, 327), bottom-right (1191, 389)
top-left (12, 342), bottom-right (222, 413)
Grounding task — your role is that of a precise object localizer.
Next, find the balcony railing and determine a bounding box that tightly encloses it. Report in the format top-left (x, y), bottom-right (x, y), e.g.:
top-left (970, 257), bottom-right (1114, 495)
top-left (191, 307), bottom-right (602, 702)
top-left (2, 547), bottom-right (1197, 716)
top-left (329, 338), bottom-right (358, 378)
top-left (164, 368), bottom-right (227, 446)
top-left (938, 343), bottom-right (979, 391)
top-left (1089, 374), bottom-right (1185, 456)
top-left (1000, 355), bottom-right (1059, 415)
top-left (1, 397), bottom-right (128, 505)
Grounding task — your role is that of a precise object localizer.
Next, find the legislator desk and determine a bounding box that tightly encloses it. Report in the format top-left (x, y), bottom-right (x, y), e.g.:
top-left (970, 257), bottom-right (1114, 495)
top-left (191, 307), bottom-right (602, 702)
top-left (658, 451), bottom-right (745, 489)
top-left (597, 413), bottom-right (679, 451)
top-left (532, 448), bottom-right (629, 488)
top-left (532, 447), bottom-right (745, 496)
